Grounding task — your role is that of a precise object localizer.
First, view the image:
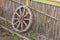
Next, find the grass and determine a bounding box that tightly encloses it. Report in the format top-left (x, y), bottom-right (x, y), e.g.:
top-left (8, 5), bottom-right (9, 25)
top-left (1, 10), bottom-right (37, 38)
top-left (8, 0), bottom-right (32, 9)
top-left (0, 28), bottom-right (19, 40)
top-left (0, 20), bottom-right (19, 40)
top-left (26, 33), bottom-right (37, 40)
top-left (0, 19), bottom-right (37, 40)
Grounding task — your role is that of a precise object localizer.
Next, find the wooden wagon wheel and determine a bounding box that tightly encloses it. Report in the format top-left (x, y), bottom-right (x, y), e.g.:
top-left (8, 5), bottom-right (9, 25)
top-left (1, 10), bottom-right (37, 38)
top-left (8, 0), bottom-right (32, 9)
top-left (12, 5), bottom-right (32, 33)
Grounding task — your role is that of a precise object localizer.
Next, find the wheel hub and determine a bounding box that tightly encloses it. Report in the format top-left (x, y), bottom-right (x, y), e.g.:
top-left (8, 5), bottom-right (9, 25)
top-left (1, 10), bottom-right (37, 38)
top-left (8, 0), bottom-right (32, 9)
top-left (18, 16), bottom-right (24, 22)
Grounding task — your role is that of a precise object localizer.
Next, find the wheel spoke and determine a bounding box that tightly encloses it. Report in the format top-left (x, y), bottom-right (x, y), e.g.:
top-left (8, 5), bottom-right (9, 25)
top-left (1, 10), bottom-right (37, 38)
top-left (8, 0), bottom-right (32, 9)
top-left (23, 21), bottom-right (27, 27)
top-left (16, 12), bottom-right (20, 17)
top-left (16, 22), bottom-right (20, 29)
top-left (13, 18), bottom-right (18, 20)
top-left (24, 12), bottom-right (29, 17)
top-left (23, 8), bottom-right (25, 15)
top-left (24, 18), bottom-right (30, 20)
top-left (14, 21), bottom-right (19, 25)
top-left (21, 22), bottom-right (23, 30)
top-left (19, 9), bottom-right (22, 16)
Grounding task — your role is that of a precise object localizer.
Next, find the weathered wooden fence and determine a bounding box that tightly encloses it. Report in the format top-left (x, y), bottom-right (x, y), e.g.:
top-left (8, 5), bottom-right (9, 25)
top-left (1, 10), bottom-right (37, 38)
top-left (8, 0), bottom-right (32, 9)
top-left (0, 0), bottom-right (60, 40)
